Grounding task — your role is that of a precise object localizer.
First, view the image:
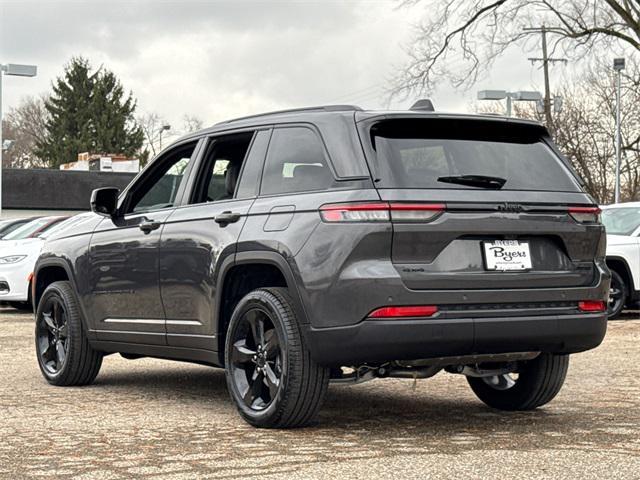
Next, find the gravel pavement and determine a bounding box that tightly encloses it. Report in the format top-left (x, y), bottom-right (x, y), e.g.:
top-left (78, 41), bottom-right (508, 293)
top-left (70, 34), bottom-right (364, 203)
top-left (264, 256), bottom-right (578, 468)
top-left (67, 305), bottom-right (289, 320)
top-left (1, 307), bottom-right (639, 479)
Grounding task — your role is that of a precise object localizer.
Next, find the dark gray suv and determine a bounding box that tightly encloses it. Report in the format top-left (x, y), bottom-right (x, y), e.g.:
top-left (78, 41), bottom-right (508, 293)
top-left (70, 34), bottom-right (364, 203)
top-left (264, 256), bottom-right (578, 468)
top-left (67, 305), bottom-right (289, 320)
top-left (33, 104), bottom-right (609, 428)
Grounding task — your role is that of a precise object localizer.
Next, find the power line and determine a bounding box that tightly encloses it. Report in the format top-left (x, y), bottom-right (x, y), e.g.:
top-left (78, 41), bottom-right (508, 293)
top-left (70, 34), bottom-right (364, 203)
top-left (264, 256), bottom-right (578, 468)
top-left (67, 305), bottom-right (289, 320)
top-left (324, 82), bottom-right (385, 105)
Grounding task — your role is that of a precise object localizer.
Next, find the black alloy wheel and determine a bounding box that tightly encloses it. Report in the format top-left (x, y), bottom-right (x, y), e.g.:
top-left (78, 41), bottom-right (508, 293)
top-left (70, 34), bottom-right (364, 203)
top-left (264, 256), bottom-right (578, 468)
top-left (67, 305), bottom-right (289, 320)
top-left (36, 296), bottom-right (69, 375)
top-left (467, 353), bottom-right (569, 410)
top-left (229, 307), bottom-right (283, 410)
top-left (35, 281), bottom-right (103, 386)
top-left (224, 288), bottom-right (330, 428)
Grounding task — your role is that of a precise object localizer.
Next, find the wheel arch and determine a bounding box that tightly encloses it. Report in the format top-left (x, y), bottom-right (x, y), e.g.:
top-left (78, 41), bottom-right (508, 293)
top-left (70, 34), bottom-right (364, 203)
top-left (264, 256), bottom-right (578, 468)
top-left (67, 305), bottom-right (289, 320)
top-left (215, 251), bottom-right (310, 364)
top-left (606, 256), bottom-right (634, 300)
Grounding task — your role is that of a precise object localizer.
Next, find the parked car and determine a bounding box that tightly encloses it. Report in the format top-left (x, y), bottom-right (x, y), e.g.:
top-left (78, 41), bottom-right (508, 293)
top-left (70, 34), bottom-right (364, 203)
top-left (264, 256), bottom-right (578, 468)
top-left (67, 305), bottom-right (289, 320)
top-left (0, 217), bottom-right (38, 239)
top-left (0, 216), bottom-right (69, 309)
top-left (33, 104), bottom-right (608, 428)
top-left (600, 202), bottom-right (640, 318)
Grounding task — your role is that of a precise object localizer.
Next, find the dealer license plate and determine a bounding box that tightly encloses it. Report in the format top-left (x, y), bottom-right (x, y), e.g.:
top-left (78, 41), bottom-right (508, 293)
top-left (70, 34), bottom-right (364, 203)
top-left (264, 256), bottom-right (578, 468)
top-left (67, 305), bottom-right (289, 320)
top-left (483, 240), bottom-right (532, 271)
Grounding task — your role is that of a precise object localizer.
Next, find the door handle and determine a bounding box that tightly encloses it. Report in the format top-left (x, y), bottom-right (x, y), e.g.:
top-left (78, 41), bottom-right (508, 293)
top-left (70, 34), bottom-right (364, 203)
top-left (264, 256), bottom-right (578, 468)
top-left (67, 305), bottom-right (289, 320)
top-left (214, 211), bottom-right (241, 226)
top-left (139, 219), bottom-right (161, 234)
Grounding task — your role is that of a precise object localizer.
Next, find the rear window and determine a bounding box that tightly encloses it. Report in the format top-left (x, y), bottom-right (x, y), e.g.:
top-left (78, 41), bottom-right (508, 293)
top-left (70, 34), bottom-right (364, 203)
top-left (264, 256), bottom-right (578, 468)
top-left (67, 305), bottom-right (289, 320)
top-left (369, 119), bottom-right (580, 192)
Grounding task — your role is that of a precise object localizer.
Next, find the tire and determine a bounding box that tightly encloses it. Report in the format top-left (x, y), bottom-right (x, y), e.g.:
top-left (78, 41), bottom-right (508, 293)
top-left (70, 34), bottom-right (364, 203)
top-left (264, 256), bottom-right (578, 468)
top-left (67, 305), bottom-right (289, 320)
top-left (607, 270), bottom-right (627, 320)
top-left (224, 287), bottom-right (330, 428)
top-left (34, 281), bottom-right (103, 386)
top-left (467, 353), bottom-right (569, 411)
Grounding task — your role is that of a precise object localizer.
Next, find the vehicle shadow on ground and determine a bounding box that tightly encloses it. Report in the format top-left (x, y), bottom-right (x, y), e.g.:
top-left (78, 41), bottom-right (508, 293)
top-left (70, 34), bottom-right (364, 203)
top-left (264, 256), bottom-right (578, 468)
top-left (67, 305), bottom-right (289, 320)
top-left (92, 363), bottom-right (638, 460)
top-left (11, 357), bottom-right (633, 480)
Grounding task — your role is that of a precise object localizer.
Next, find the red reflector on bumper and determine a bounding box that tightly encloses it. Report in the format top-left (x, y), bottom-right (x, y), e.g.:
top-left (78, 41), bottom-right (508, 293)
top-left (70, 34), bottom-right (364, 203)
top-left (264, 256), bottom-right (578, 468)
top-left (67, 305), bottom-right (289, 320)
top-left (578, 300), bottom-right (606, 312)
top-left (369, 305), bottom-right (438, 318)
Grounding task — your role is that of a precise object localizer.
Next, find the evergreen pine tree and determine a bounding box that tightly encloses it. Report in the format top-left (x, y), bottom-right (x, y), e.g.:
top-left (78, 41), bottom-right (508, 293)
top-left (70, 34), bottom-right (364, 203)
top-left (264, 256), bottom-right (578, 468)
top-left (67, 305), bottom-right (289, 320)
top-left (37, 57), bottom-right (143, 168)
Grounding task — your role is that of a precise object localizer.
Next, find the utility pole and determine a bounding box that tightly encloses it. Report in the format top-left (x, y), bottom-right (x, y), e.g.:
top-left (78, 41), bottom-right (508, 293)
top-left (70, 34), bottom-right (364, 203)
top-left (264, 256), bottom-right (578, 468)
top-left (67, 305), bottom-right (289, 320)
top-left (524, 25), bottom-right (567, 136)
top-left (614, 58), bottom-right (626, 204)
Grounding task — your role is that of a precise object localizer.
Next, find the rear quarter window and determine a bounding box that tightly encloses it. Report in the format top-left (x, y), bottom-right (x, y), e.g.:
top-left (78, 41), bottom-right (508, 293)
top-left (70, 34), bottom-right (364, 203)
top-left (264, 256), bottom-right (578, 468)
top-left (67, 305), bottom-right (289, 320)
top-left (260, 126), bottom-right (334, 195)
top-left (369, 119), bottom-right (581, 192)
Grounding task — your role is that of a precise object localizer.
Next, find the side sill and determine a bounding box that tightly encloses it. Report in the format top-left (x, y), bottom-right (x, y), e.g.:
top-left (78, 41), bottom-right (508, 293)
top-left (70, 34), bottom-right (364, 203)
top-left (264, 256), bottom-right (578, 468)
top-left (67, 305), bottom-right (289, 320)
top-left (90, 340), bottom-right (222, 367)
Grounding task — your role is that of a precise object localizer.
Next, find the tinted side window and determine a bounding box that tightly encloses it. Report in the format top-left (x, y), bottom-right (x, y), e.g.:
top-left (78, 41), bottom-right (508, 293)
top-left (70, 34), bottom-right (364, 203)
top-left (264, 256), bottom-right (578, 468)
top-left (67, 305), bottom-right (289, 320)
top-left (261, 127), bottom-right (333, 196)
top-left (128, 142), bottom-right (197, 213)
top-left (190, 133), bottom-right (254, 204)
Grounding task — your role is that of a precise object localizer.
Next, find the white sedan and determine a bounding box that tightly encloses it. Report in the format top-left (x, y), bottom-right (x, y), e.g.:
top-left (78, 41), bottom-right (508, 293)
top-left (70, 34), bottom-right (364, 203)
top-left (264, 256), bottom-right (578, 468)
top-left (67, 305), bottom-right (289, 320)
top-left (600, 203), bottom-right (640, 318)
top-left (0, 216), bottom-right (70, 309)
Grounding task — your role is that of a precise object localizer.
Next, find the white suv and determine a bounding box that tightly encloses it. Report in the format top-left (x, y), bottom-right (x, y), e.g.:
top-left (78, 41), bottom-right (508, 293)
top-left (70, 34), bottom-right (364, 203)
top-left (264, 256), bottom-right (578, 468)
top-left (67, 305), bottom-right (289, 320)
top-left (601, 202), bottom-right (640, 318)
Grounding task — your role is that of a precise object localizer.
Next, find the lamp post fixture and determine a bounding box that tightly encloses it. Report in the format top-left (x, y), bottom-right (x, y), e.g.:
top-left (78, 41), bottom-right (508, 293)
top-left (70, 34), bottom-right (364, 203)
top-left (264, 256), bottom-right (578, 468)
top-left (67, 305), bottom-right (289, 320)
top-left (0, 63), bottom-right (38, 217)
top-left (614, 58), bottom-right (625, 204)
top-left (159, 124), bottom-right (171, 150)
top-left (477, 90), bottom-right (544, 117)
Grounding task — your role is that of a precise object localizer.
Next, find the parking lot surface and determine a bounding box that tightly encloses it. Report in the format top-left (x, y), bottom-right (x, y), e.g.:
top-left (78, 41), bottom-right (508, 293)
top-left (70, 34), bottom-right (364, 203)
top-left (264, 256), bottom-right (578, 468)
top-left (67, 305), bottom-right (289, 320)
top-left (1, 307), bottom-right (639, 479)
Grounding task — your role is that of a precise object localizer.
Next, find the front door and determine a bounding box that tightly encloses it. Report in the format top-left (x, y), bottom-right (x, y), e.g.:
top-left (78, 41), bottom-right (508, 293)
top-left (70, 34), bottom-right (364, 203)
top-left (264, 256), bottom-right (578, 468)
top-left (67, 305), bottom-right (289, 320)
top-left (159, 129), bottom-right (270, 350)
top-left (87, 141), bottom-right (199, 345)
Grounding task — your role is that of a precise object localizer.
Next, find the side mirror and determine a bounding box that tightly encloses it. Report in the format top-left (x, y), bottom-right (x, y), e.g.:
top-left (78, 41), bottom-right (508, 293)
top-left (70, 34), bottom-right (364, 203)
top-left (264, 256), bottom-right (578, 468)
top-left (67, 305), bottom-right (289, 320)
top-left (90, 187), bottom-right (120, 217)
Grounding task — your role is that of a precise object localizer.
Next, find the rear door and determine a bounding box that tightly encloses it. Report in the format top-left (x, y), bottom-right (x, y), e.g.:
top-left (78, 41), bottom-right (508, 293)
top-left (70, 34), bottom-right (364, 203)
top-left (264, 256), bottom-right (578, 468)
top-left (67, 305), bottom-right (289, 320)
top-left (158, 129), bottom-right (270, 349)
top-left (361, 116), bottom-right (603, 290)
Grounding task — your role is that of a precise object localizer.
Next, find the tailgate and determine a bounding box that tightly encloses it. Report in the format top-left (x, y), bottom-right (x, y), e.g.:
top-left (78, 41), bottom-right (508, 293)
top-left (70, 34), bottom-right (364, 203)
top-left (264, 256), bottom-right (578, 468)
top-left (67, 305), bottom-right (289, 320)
top-left (378, 190), bottom-right (603, 290)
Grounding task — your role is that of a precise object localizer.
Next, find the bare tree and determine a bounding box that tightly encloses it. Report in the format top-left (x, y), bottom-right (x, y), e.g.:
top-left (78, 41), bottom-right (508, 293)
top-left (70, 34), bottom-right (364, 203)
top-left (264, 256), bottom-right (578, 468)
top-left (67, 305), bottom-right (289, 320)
top-left (182, 115), bottom-right (204, 133)
top-left (396, 0), bottom-right (640, 96)
top-left (1, 94), bottom-right (49, 168)
top-left (136, 113), bottom-right (204, 166)
top-left (136, 112), bottom-right (168, 162)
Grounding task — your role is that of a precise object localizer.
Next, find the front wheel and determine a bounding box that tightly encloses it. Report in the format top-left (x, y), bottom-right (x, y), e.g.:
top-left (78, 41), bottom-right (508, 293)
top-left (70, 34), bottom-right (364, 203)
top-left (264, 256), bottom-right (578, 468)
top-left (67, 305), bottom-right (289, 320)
top-left (467, 353), bottom-right (569, 410)
top-left (35, 281), bottom-right (103, 386)
top-left (224, 287), bottom-right (330, 428)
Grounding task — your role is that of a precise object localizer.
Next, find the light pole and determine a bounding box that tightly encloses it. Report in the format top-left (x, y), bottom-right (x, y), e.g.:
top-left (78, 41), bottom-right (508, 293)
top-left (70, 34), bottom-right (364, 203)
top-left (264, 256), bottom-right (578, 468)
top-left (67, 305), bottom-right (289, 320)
top-left (477, 90), bottom-right (543, 116)
top-left (158, 124), bottom-right (171, 150)
top-left (0, 63), bottom-right (38, 217)
top-left (614, 58), bottom-right (625, 204)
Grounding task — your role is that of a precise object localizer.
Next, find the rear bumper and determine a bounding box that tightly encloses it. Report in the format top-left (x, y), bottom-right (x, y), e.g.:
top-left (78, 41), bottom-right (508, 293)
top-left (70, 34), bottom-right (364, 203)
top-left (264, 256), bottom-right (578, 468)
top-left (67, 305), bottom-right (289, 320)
top-left (305, 312), bottom-right (607, 366)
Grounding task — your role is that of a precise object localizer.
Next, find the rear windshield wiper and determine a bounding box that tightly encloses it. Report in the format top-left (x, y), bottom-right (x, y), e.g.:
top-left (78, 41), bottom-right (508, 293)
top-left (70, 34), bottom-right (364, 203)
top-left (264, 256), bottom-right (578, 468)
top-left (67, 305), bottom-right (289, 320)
top-left (437, 174), bottom-right (506, 190)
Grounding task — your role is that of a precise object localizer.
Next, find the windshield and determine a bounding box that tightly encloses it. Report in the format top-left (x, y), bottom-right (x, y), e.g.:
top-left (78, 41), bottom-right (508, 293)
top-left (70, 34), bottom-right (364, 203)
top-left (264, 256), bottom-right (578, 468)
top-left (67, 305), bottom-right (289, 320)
top-left (2, 217), bottom-right (63, 240)
top-left (370, 119), bottom-right (581, 192)
top-left (38, 216), bottom-right (81, 240)
top-left (601, 207), bottom-right (640, 236)
top-left (0, 219), bottom-right (27, 238)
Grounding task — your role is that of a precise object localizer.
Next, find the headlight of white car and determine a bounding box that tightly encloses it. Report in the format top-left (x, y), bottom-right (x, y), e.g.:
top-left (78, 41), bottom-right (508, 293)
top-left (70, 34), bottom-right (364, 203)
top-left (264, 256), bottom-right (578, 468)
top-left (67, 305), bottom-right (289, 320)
top-left (0, 255), bottom-right (27, 264)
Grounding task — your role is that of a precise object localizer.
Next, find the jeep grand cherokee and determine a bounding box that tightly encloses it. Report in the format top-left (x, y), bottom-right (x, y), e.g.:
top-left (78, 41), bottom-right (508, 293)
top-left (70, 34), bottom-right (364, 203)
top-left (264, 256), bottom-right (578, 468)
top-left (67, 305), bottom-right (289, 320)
top-left (33, 103), bottom-right (608, 428)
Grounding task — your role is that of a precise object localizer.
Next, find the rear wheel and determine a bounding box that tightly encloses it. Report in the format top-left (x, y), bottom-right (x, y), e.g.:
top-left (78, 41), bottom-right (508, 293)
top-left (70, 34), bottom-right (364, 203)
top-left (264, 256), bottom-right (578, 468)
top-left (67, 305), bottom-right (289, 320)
top-left (35, 281), bottom-right (103, 386)
top-left (224, 287), bottom-right (330, 428)
top-left (467, 353), bottom-right (569, 410)
top-left (607, 270), bottom-right (627, 319)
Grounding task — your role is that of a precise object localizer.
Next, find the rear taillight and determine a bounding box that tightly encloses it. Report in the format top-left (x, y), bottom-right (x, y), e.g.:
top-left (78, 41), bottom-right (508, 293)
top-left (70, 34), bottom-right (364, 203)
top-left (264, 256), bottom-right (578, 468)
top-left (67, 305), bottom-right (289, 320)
top-left (320, 202), bottom-right (445, 223)
top-left (578, 300), bottom-right (606, 312)
top-left (569, 206), bottom-right (601, 224)
top-left (368, 305), bottom-right (439, 318)
top-left (389, 203), bottom-right (445, 222)
top-left (319, 202), bottom-right (389, 222)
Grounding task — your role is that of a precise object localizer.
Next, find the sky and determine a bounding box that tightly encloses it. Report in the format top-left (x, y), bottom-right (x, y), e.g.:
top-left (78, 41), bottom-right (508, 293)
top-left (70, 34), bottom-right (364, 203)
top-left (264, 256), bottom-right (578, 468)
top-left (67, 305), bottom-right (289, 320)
top-left (0, 0), bottom-right (570, 139)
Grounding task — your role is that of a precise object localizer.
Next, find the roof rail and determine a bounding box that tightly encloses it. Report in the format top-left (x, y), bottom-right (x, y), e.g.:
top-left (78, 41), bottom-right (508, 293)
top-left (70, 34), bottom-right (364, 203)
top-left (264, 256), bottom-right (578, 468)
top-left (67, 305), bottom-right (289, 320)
top-left (215, 104), bottom-right (362, 125)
